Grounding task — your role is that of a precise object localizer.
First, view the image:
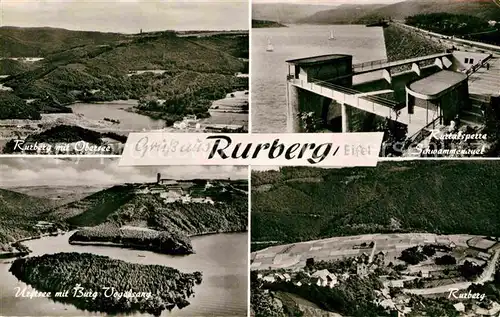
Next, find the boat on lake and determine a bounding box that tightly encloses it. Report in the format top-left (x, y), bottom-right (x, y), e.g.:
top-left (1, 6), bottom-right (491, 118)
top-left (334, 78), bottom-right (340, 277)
top-left (266, 38), bottom-right (274, 52)
top-left (329, 30), bottom-right (335, 40)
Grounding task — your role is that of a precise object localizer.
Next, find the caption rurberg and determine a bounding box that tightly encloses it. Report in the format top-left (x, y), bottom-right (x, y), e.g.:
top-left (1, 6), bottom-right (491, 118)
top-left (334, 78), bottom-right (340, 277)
top-left (123, 133), bottom-right (383, 166)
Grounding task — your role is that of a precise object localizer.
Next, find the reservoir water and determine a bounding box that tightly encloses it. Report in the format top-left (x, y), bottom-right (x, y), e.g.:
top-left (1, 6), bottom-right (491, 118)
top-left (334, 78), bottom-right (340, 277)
top-left (251, 24), bottom-right (387, 133)
top-left (69, 100), bottom-right (167, 133)
top-left (0, 232), bottom-right (248, 316)
top-left (69, 92), bottom-right (248, 133)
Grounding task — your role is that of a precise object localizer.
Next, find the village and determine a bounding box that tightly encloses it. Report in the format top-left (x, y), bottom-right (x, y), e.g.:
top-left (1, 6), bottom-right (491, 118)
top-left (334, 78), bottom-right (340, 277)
top-left (132, 173), bottom-right (222, 205)
top-left (251, 233), bottom-right (500, 317)
top-left (133, 173), bottom-right (249, 205)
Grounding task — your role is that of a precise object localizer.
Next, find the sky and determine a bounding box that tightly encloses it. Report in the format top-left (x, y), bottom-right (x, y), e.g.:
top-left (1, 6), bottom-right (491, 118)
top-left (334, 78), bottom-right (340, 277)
top-left (0, 158), bottom-right (248, 187)
top-left (0, 0), bottom-right (249, 33)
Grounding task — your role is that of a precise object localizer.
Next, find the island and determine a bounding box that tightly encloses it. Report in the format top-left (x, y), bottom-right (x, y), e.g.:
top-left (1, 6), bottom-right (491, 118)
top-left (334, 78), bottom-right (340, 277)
top-left (9, 252), bottom-right (203, 316)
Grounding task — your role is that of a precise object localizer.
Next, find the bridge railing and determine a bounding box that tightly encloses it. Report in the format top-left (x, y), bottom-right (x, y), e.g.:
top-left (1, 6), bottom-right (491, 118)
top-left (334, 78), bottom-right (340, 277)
top-left (403, 115), bottom-right (442, 150)
top-left (352, 59), bottom-right (389, 71)
top-left (309, 78), bottom-right (403, 110)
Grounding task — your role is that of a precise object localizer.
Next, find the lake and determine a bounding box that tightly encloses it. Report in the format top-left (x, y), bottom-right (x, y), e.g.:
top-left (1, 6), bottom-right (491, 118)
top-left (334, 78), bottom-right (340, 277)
top-left (69, 100), bottom-right (167, 133)
top-left (251, 24), bottom-right (387, 133)
top-left (70, 93), bottom-right (249, 133)
top-left (0, 232), bottom-right (248, 316)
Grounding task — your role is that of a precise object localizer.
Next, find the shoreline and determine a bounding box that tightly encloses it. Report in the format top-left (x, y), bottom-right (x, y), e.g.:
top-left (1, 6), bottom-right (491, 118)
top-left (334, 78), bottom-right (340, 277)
top-left (0, 231), bottom-right (63, 259)
top-left (189, 229), bottom-right (248, 238)
top-left (1, 70), bottom-right (248, 126)
top-left (0, 87), bottom-right (248, 142)
top-left (67, 240), bottom-right (193, 255)
top-left (9, 253), bottom-right (203, 316)
top-left (1, 228), bottom-right (248, 260)
top-left (252, 20), bottom-right (288, 29)
top-left (68, 229), bottom-right (248, 254)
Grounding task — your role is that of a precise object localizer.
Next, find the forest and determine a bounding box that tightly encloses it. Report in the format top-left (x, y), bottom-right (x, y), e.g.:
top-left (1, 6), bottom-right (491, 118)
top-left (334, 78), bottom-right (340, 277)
top-left (405, 13), bottom-right (500, 45)
top-left (69, 224), bottom-right (193, 255)
top-left (9, 252), bottom-right (202, 316)
top-left (251, 162), bottom-right (500, 249)
top-left (0, 91), bottom-right (41, 120)
top-left (252, 20), bottom-right (287, 28)
top-left (134, 73), bottom-right (246, 126)
top-left (0, 28), bottom-right (249, 122)
top-left (467, 265), bottom-right (500, 304)
top-left (59, 185), bottom-right (248, 233)
top-left (0, 188), bottom-right (59, 250)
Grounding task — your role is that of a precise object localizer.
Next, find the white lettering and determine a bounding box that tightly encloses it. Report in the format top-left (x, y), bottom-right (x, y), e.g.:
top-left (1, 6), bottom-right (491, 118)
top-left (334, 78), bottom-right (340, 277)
top-left (448, 289), bottom-right (486, 301)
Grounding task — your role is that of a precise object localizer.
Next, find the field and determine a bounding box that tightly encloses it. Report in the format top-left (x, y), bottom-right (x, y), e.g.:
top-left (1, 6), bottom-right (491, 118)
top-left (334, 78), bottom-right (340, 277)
top-left (251, 232), bottom-right (483, 271)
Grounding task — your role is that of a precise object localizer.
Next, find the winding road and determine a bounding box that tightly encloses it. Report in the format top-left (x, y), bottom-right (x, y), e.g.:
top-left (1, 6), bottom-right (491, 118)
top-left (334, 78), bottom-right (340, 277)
top-left (404, 249), bottom-right (500, 295)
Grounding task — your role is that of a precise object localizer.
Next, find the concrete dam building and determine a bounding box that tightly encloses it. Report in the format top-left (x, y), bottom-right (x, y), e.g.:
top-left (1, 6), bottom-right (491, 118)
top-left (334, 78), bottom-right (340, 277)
top-left (286, 50), bottom-right (495, 136)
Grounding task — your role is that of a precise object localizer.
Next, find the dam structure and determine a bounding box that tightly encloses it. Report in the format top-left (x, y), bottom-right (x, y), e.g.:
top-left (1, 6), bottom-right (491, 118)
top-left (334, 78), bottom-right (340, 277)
top-left (286, 49), bottom-right (497, 137)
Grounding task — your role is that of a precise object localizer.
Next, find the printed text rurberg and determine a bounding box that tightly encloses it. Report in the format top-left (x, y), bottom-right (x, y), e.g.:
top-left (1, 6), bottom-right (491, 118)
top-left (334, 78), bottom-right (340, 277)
top-left (119, 133), bottom-right (384, 166)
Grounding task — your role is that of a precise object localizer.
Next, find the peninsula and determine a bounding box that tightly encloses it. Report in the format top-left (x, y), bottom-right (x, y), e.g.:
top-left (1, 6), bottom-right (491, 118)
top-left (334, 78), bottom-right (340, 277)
top-left (252, 20), bottom-right (287, 28)
top-left (51, 178), bottom-right (248, 255)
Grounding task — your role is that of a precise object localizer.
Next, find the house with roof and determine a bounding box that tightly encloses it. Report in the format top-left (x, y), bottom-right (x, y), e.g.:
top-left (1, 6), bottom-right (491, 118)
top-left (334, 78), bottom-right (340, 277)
top-left (34, 221), bottom-right (55, 230)
top-left (374, 251), bottom-right (386, 265)
top-left (474, 302), bottom-right (500, 316)
top-left (274, 273), bottom-right (286, 281)
top-left (262, 275), bottom-right (276, 283)
top-left (160, 190), bottom-right (183, 203)
top-left (359, 252), bottom-right (370, 263)
top-left (156, 173), bottom-right (178, 185)
top-left (311, 269), bottom-right (338, 288)
top-left (192, 197), bottom-right (215, 205)
top-left (453, 302), bottom-right (465, 313)
top-left (357, 263), bottom-right (369, 277)
top-left (282, 273), bottom-right (291, 282)
top-left (376, 298), bottom-right (396, 310)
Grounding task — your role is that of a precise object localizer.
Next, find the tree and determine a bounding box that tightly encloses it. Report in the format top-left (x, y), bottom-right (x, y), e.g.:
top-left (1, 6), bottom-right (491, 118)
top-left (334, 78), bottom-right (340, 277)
top-left (435, 255), bottom-right (456, 265)
top-left (399, 247), bottom-right (426, 265)
top-left (459, 261), bottom-right (483, 280)
top-left (306, 258), bottom-right (315, 268)
top-left (422, 245), bottom-right (436, 257)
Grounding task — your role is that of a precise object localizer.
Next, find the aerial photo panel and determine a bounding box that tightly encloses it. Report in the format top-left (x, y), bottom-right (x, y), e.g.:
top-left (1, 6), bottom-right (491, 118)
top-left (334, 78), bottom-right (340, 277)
top-left (1, 0), bottom-right (500, 317)
top-left (0, 157), bottom-right (249, 317)
top-left (0, 0), bottom-right (249, 155)
top-left (252, 0), bottom-right (500, 158)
